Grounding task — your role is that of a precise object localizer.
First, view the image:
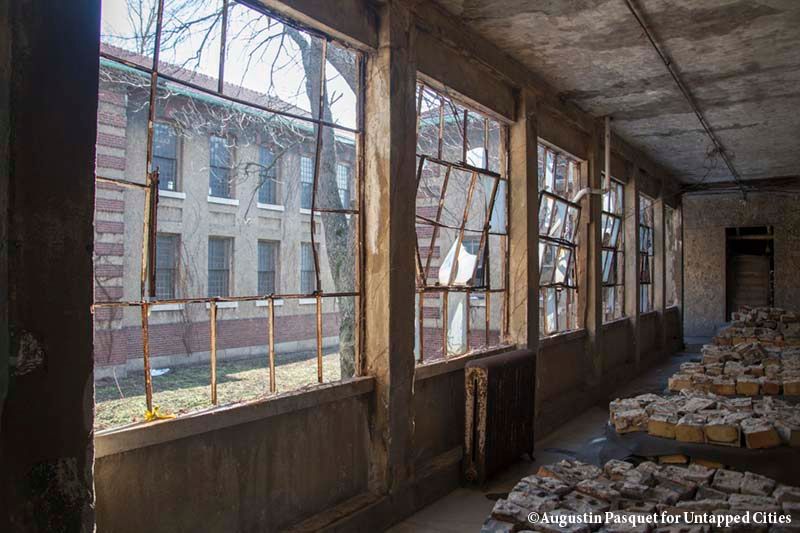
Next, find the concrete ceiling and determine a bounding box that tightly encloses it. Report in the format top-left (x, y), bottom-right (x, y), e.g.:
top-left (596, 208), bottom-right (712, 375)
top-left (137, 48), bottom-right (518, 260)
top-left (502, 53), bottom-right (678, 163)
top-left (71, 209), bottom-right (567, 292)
top-left (434, 0), bottom-right (800, 183)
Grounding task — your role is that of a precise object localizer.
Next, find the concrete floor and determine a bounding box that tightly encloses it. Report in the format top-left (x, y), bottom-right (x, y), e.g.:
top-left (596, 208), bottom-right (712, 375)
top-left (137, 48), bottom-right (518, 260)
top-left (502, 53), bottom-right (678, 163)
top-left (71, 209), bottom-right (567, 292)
top-left (388, 349), bottom-right (697, 533)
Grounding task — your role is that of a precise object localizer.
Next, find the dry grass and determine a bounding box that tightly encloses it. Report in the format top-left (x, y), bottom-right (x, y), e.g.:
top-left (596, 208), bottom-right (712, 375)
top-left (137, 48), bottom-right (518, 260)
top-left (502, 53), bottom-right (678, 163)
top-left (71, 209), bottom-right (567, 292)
top-left (95, 351), bottom-right (342, 431)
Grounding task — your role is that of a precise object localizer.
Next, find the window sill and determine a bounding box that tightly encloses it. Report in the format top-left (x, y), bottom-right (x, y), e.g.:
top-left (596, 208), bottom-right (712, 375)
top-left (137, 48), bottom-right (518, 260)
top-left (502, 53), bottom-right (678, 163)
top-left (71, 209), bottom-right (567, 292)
top-left (158, 190), bottom-right (186, 200)
top-left (95, 376), bottom-right (375, 458)
top-left (207, 196), bottom-right (239, 206)
top-left (255, 299), bottom-right (284, 307)
top-left (602, 316), bottom-right (630, 328)
top-left (257, 203), bottom-right (285, 212)
top-left (640, 310), bottom-right (658, 318)
top-left (415, 344), bottom-right (518, 381)
top-left (298, 298), bottom-right (317, 306)
top-left (539, 328), bottom-right (587, 348)
top-left (151, 303), bottom-right (184, 312)
top-left (469, 296), bottom-right (487, 307)
top-left (299, 208), bottom-right (321, 216)
top-left (205, 301), bottom-right (239, 309)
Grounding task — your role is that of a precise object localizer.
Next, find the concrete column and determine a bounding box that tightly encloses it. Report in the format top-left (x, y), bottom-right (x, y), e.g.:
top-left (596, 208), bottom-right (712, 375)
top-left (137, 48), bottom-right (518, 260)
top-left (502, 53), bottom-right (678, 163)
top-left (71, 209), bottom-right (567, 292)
top-left (654, 198), bottom-right (667, 356)
top-left (624, 167), bottom-right (641, 369)
top-left (362, 0), bottom-right (417, 495)
top-left (584, 120), bottom-right (604, 380)
top-left (1, 0), bottom-right (99, 529)
top-left (508, 90), bottom-right (539, 351)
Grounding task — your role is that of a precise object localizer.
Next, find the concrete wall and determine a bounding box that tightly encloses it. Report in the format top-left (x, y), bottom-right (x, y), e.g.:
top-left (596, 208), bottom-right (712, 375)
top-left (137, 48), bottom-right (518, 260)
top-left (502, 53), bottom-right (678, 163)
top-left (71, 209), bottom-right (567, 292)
top-left (684, 191), bottom-right (800, 337)
top-left (95, 386), bottom-right (371, 532)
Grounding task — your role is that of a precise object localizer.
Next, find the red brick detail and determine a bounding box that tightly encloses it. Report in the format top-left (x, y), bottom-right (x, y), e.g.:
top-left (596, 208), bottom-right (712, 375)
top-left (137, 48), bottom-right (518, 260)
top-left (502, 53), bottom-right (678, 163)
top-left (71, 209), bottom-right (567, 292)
top-left (416, 225), bottom-right (434, 238)
top-left (97, 132), bottom-right (127, 149)
top-left (95, 220), bottom-right (124, 234)
top-left (98, 111), bottom-right (127, 128)
top-left (416, 206), bottom-right (439, 218)
top-left (418, 246), bottom-right (440, 259)
top-left (93, 312), bottom-right (343, 366)
top-left (422, 306), bottom-right (440, 318)
top-left (95, 242), bottom-right (124, 256)
top-left (93, 307), bottom-right (123, 323)
top-left (95, 264), bottom-right (123, 278)
top-left (95, 285), bottom-right (123, 300)
top-left (96, 197), bottom-right (125, 213)
top-left (96, 181), bottom-right (124, 192)
top-left (99, 90), bottom-right (126, 106)
top-left (96, 154), bottom-right (126, 171)
top-left (419, 326), bottom-right (501, 363)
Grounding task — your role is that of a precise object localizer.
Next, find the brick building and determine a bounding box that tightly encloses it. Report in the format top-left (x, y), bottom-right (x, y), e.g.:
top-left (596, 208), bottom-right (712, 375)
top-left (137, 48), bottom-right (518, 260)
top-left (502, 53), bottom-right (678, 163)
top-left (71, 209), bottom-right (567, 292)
top-left (93, 45), bottom-right (355, 378)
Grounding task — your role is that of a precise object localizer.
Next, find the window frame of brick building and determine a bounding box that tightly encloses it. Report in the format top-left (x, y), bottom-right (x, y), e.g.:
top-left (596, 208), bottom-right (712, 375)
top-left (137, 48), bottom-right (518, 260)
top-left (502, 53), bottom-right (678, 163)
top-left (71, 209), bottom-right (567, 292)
top-left (336, 162), bottom-right (351, 209)
top-left (257, 146), bottom-right (279, 206)
top-left (153, 121), bottom-right (179, 192)
top-left (299, 242), bottom-right (317, 295)
top-left (299, 155), bottom-right (314, 210)
top-left (413, 80), bottom-right (510, 363)
top-left (155, 233), bottom-right (179, 300)
top-left (257, 240), bottom-right (279, 295)
top-left (639, 194), bottom-right (655, 313)
top-left (209, 135), bottom-right (235, 199)
top-left (601, 177), bottom-right (625, 322)
top-left (207, 236), bottom-right (233, 298)
top-left (537, 143), bottom-right (581, 336)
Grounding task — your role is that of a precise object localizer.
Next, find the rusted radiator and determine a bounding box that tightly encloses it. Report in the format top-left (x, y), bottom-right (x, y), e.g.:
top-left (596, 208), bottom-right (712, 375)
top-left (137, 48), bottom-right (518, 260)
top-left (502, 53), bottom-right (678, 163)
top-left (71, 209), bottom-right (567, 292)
top-left (464, 349), bottom-right (536, 484)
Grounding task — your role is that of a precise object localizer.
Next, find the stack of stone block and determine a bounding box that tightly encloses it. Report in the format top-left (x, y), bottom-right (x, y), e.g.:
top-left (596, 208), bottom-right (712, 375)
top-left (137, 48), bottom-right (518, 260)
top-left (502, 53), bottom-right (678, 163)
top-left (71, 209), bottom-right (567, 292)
top-left (609, 391), bottom-right (800, 449)
top-left (482, 458), bottom-right (800, 532)
top-left (714, 307), bottom-right (800, 347)
top-left (667, 342), bottom-right (800, 397)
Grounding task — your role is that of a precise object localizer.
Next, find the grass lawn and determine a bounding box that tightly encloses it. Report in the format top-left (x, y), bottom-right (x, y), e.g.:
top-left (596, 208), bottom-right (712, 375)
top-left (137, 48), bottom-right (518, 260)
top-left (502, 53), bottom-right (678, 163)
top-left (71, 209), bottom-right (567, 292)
top-left (95, 351), bottom-right (342, 431)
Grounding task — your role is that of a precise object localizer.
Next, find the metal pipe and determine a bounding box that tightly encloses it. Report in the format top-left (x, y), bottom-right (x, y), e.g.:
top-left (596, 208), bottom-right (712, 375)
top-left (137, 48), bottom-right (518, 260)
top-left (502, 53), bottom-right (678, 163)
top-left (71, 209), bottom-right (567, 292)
top-left (268, 297), bottom-right (276, 393)
top-left (604, 116), bottom-right (611, 193)
top-left (141, 303), bottom-right (154, 412)
top-left (210, 301), bottom-right (218, 404)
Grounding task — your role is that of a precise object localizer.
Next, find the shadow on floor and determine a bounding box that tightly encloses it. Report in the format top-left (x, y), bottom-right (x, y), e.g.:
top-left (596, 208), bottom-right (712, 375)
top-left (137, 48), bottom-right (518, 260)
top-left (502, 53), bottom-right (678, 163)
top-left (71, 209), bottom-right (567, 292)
top-left (387, 350), bottom-right (697, 533)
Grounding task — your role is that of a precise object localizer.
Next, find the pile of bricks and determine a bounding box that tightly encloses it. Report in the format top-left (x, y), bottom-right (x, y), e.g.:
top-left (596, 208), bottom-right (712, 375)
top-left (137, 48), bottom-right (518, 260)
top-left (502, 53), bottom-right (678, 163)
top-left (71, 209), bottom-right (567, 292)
top-left (609, 391), bottom-right (800, 449)
top-left (714, 307), bottom-right (800, 347)
top-left (482, 458), bottom-right (800, 532)
top-left (667, 342), bottom-right (800, 397)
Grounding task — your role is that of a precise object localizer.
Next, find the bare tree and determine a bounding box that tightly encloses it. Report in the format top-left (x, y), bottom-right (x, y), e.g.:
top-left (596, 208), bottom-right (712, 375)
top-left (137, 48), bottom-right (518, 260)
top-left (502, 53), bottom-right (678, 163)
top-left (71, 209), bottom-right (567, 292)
top-left (102, 0), bottom-right (359, 378)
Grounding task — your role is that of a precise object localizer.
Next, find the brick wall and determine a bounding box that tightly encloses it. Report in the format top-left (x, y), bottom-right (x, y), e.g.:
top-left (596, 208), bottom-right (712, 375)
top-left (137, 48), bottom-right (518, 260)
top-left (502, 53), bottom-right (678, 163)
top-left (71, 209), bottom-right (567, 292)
top-left (94, 312), bottom-right (342, 366)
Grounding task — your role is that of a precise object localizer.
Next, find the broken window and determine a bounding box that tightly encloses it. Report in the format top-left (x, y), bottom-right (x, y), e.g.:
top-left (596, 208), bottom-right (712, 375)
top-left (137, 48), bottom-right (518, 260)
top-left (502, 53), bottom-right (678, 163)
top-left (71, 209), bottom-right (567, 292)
top-left (93, 0), bottom-right (364, 430)
top-left (602, 178), bottom-right (625, 322)
top-left (537, 144), bottom-right (581, 336)
top-left (639, 194), bottom-right (655, 312)
top-left (414, 82), bottom-right (509, 363)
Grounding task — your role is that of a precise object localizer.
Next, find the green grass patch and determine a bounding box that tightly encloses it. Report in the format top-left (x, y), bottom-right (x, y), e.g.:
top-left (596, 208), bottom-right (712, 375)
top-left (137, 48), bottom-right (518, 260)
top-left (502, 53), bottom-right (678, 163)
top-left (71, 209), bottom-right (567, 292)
top-left (95, 351), bottom-right (342, 431)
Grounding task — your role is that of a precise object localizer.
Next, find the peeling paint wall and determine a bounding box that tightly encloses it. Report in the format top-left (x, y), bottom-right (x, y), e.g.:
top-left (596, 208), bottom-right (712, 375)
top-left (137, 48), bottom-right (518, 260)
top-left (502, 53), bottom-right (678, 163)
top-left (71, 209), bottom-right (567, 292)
top-left (1, 0), bottom-right (99, 531)
top-left (684, 191), bottom-right (800, 337)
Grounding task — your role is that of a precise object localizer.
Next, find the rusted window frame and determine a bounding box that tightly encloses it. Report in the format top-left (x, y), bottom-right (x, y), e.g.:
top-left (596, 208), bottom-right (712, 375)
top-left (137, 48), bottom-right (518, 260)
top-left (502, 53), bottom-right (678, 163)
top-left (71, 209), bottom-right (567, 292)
top-left (601, 177), bottom-right (625, 322)
top-left (413, 81), bottom-right (510, 364)
top-left (638, 194), bottom-right (655, 312)
top-left (92, 0), bottom-right (366, 414)
top-left (537, 145), bottom-right (581, 336)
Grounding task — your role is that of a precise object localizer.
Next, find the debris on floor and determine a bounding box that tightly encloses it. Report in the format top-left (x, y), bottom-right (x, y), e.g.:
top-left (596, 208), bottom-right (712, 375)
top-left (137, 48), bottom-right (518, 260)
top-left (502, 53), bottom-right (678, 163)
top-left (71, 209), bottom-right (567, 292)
top-left (609, 391), bottom-right (799, 449)
top-left (482, 458), bottom-right (800, 532)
